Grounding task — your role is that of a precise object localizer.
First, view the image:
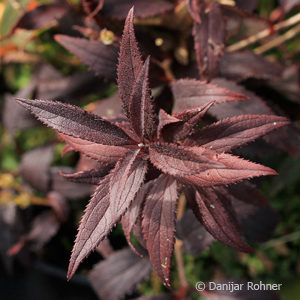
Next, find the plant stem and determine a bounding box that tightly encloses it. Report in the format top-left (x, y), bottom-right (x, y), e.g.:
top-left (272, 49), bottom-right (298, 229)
top-left (175, 193), bottom-right (188, 289)
top-left (254, 22), bottom-right (300, 54)
top-left (227, 12), bottom-right (300, 52)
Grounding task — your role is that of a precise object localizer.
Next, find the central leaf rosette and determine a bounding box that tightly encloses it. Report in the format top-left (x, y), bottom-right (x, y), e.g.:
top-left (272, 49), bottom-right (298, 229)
top-left (15, 7), bottom-right (289, 288)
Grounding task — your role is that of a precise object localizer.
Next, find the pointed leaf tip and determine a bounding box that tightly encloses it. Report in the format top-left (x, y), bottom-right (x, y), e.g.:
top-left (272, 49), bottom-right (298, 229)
top-left (15, 98), bottom-right (131, 147)
top-left (118, 5), bottom-right (143, 118)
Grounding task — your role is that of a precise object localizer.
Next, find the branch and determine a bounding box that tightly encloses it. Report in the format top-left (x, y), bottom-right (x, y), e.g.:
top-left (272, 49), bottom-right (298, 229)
top-left (227, 12), bottom-right (300, 52)
top-left (254, 22), bottom-right (300, 54)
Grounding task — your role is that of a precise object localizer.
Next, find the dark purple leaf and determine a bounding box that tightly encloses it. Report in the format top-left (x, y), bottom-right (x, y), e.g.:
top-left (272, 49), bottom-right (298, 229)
top-left (117, 7), bottom-right (143, 118)
top-left (58, 133), bottom-right (130, 163)
top-left (89, 248), bottom-right (152, 300)
top-left (234, 0), bottom-right (259, 13)
top-left (60, 164), bottom-right (113, 185)
top-left (142, 174), bottom-right (178, 288)
top-left (55, 35), bottom-right (118, 80)
top-left (149, 143), bottom-right (277, 187)
top-left (192, 188), bottom-right (253, 252)
top-left (16, 98), bottom-right (131, 146)
top-left (101, 0), bottom-right (173, 20)
top-left (67, 150), bottom-right (147, 279)
top-left (36, 70), bottom-right (105, 102)
top-left (8, 211), bottom-right (59, 256)
top-left (211, 78), bottom-right (300, 156)
top-left (14, 3), bottom-right (68, 30)
top-left (268, 65), bottom-right (300, 104)
top-left (176, 210), bottom-right (215, 256)
top-left (222, 181), bottom-right (269, 206)
top-left (271, 155), bottom-right (300, 195)
top-left (158, 101), bottom-right (215, 142)
top-left (188, 1), bottom-right (225, 80)
top-left (47, 191), bottom-right (69, 222)
top-left (51, 167), bottom-right (93, 199)
top-left (0, 205), bottom-right (21, 273)
top-left (233, 200), bottom-right (279, 243)
top-left (172, 79), bottom-right (247, 113)
top-left (121, 185), bottom-right (148, 254)
top-left (2, 83), bottom-right (38, 133)
top-left (91, 93), bottom-right (123, 118)
top-left (129, 56), bottom-right (157, 140)
top-left (20, 146), bottom-right (53, 193)
top-left (96, 238), bottom-right (114, 258)
top-left (219, 51), bottom-right (283, 81)
top-left (184, 114), bottom-right (289, 152)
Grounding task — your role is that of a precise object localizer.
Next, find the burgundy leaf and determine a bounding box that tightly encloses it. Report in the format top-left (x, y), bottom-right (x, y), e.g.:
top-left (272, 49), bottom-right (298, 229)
top-left (50, 167), bottom-right (93, 200)
top-left (47, 191), bottom-right (69, 222)
top-left (67, 150), bottom-right (147, 279)
top-left (211, 78), bottom-right (300, 156)
top-left (55, 35), bottom-right (118, 80)
top-left (20, 146), bottom-right (53, 193)
top-left (210, 79), bottom-right (273, 117)
top-left (121, 185), bottom-right (148, 255)
top-left (172, 101), bottom-right (215, 140)
top-left (176, 210), bottom-right (215, 256)
top-left (221, 181), bottom-right (269, 206)
top-left (60, 164), bottom-right (113, 185)
top-left (109, 150), bottom-right (147, 213)
top-left (3, 84), bottom-right (38, 133)
top-left (16, 98), bottom-right (131, 146)
top-left (129, 56), bottom-right (157, 140)
top-left (172, 79), bottom-right (247, 113)
top-left (157, 109), bottom-right (180, 135)
top-left (58, 133), bottom-right (130, 163)
top-left (36, 70), bottom-right (105, 102)
top-left (233, 200), bottom-right (279, 243)
top-left (192, 188), bottom-right (253, 252)
top-left (96, 239), bottom-right (114, 258)
top-left (268, 65), bottom-right (300, 104)
top-left (149, 143), bottom-right (277, 187)
top-left (8, 211), bottom-right (59, 256)
top-left (184, 114), bottom-right (290, 152)
top-left (234, 0), bottom-right (259, 12)
top-left (14, 3), bottom-right (68, 30)
top-left (188, 1), bottom-right (225, 80)
top-left (101, 0), bottom-right (173, 20)
top-left (159, 101), bottom-right (215, 142)
top-left (219, 51), bottom-right (283, 81)
top-left (0, 205), bottom-right (21, 273)
top-left (91, 93), bottom-right (123, 119)
top-left (89, 248), bottom-right (152, 300)
top-left (142, 174), bottom-right (178, 288)
top-left (117, 7), bottom-right (143, 118)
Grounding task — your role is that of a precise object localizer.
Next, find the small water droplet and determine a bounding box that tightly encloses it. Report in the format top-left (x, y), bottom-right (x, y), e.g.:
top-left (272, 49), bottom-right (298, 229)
top-left (138, 143), bottom-right (144, 148)
top-left (273, 122), bottom-right (277, 125)
top-left (210, 204), bottom-right (215, 209)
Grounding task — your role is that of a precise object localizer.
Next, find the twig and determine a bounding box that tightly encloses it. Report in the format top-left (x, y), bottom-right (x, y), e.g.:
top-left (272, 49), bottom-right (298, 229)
top-left (254, 22), bottom-right (300, 54)
top-left (227, 12), bottom-right (300, 52)
top-left (175, 193), bottom-right (188, 289)
top-left (262, 230), bottom-right (300, 249)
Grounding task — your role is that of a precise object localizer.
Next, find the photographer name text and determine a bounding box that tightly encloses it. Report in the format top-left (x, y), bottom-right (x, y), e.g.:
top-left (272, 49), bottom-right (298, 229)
top-left (195, 281), bottom-right (282, 292)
